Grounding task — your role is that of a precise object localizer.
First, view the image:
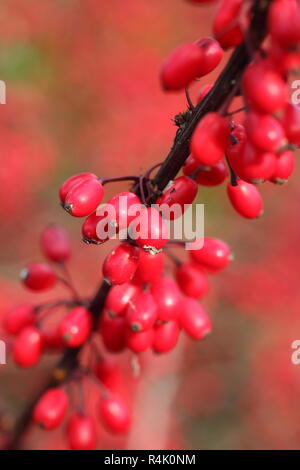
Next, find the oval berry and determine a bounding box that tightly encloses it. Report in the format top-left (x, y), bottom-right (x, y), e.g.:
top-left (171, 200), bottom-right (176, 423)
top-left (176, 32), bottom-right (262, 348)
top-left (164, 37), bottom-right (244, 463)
top-left (105, 282), bottom-right (140, 317)
top-left (151, 277), bottom-right (182, 322)
top-left (103, 243), bottom-right (139, 285)
top-left (129, 207), bottom-right (169, 251)
top-left (213, 0), bottom-right (244, 49)
top-left (59, 172), bottom-right (97, 204)
top-left (105, 192), bottom-right (142, 231)
top-left (32, 388), bottom-right (68, 430)
top-left (227, 180), bottom-right (263, 219)
top-left (268, 0), bottom-right (300, 48)
top-left (98, 312), bottom-right (126, 353)
top-left (99, 396), bottom-right (131, 434)
top-left (125, 327), bottom-right (154, 353)
top-left (281, 102), bottom-right (300, 146)
top-left (67, 413), bottom-right (97, 450)
top-left (40, 225), bottom-right (71, 263)
top-left (134, 249), bottom-right (164, 284)
top-left (190, 237), bottom-right (231, 273)
top-left (64, 178), bottom-right (104, 217)
top-left (13, 326), bottom-right (43, 367)
top-left (125, 292), bottom-right (157, 332)
top-left (82, 211), bottom-right (111, 244)
top-left (196, 161), bottom-right (228, 186)
top-left (195, 37), bottom-right (224, 76)
top-left (20, 262), bottom-right (56, 291)
top-left (3, 304), bottom-right (35, 335)
top-left (58, 307), bottom-right (92, 347)
top-left (191, 112), bottom-right (230, 165)
top-left (176, 263), bottom-right (209, 299)
top-left (270, 150), bottom-right (295, 184)
top-left (244, 111), bottom-right (286, 153)
top-left (152, 320), bottom-right (180, 354)
top-left (180, 297), bottom-right (212, 340)
top-left (156, 176), bottom-right (198, 220)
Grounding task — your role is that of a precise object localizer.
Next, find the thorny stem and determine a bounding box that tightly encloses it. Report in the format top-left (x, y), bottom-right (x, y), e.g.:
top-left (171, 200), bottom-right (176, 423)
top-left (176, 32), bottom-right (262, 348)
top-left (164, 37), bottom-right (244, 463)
top-left (3, 0), bottom-right (273, 450)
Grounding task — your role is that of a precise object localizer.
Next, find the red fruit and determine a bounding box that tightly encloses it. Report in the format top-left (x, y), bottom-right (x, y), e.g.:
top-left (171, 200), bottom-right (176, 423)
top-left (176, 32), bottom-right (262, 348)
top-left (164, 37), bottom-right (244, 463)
top-left (13, 326), bottom-right (43, 367)
top-left (63, 178), bottom-right (104, 217)
top-left (176, 263), bottom-right (209, 299)
top-left (59, 172), bottom-right (97, 204)
top-left (196, 161), bottom-right (229, 186)
top-left (197, 84), bottom-right (213, 104)
top-left (99, 396), bottom-right (131, 434)
top-left (99, 312), bottom-right (126, 353)
top-left (244, 112), bottom-right (286, 152)
top-left (160, 42), bottom-right (204, 91)
top-left (129, 207), bottom-right (169, 251)
top-left (67, 413), bottom-right (97, 450)
top-left (125, 327), bottom-right (154, 353)
top-left (125, 292), bottom-right (157, 332)
top-left (229, 141), bottom-right (276, 183)
top-left (195, 37), bottom-right (224, 76)
top-left (3, 304), bottom-right (35, 335)
top-left (156, 176), bottom-right (198, 220)
top-left (268, 41), bottom-right (300, 75)
top-left (227, 180), bottom-right (263, 219)
top-left (105, 282), bottom-right (140, 317)
top-left (134, 250), bottom-right (164, 284)
top-left (94, 358), bottom-right (122, 392)
top-left (270, 150), bottom-right (295, 184)
top-left (151, 277), bottom-right (182, 322)
top-left (213, 0), bottom-right (244, 49)
top-left (32, 388), bottom-right (68, 430)
top-left (105, 192), bottom-right (142, 231)
top-left (40, 225), bottom-right (71, 263)
top-left (190, 237), bottom-right (231, 273)
top-left (268, 0), bottom-right (300, 48)
top-left (20, 262), bottom-right (56, 291)
top-left (42, 325), bottom-right (63, 351)
top-left (103, 243), bottom-right (139, 285)
top-left (82, 211), bottom-right (111, 244)
top-left (191, 112), bottom-right (230, 165)
top-left (183, 155), bottom-right (200, 176)
top-left (281, 103), bottom-right (300, 146)
top-left (58, 307), bottom-right (92, 347)
top-left (152, 320), bottom-right (180, 354)
top-left (242, 61), bottom-right (288, 114)
top-left (180, 297), bottom-right (212, 339)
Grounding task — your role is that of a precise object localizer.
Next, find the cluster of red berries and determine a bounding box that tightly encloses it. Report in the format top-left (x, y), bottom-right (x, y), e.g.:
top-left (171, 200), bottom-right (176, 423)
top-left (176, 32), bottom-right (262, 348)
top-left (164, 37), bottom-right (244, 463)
top-left (161, 0), bottom-right (300, 219)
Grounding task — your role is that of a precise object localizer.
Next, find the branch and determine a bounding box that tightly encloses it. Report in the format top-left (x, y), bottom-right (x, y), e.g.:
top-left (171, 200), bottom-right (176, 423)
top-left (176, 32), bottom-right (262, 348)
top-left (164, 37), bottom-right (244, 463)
top-left (3, 0), bottom-right (272, 450)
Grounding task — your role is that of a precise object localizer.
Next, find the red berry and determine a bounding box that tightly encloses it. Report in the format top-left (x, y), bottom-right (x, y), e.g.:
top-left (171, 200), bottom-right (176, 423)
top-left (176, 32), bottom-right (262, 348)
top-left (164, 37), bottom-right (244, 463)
top-left (63, 178), bottom-right (104, 217)
top-left (190, 237), bottom-right (231, 273)
top-left (213, 0), bottom-right (244, 49)
top-left (42, 325), bottom-right (63, 351)
top-left (13, 326), bottom-right (43, 367)
top-left (99, 396), bottom-right (131, 434)
top-left (67, 413), bottom-right (97, 450)
top-left (270, 150), bottom-right (295, 184)
top-left (268, 0), bottom-right (300, 48)
top-left (281, 102), bottom-right (300, 146)
top-left (3, 304), bottom-right (35, 335)
top-left (59, 172), bottom-right (97, 204)
top-left (20, 262), bottom-right (56, 291)
top-left (244, 111), bottom-right (286, 153)
top-left (134, 249), bottom-right (164, 284)
top-left (129, 207), bottom-right (169, 251)
top-left (195, 37), bottom-right (224, 76)
top-left (191, 112), bottom-right (230, 165)
top-left (227, 180), bottom-right (263, 219)
top-left (58, 307), bottom-right (92, 347)
top-left (180, 297), bottom-right (212, 339)
top-left (152, 320), bottom-right (180, 354)
top-left (40, 225), bottom-right (71, 263)
top-left (94, 358), bottom-right (122, 392)
top-left (105, 282), bottom-right (140, 317)
top-left (195, 161), bottom-right (229, 186)
top-left (183, 155), bottom-right (200, 176)
top-left (160, 42), bottom-right (204, 91)
top-left (151, 277), bottom-right (182, 322)
top-left (156, 176), bottom-right (198, 220)
top-left (229, 141), bottom-right (276, 183)
top-left (125, 292), bottom-right (157, 332)
top-left (82, 211), bottom-right (111, 244)
top-left (105, 192), bottom-right (142, 231)
top-left (103, 243), bottom-right (140, 285)
top-left (242, 61), bottom-right (288, 114)
top-left (32, 388), bottom-right (68, 430)
top-left (99, 312), bottom-right (126, 353)
top-left (176, 263), bottom-right (209, 299)
top-left (125, 327), bottom-right (154, 353)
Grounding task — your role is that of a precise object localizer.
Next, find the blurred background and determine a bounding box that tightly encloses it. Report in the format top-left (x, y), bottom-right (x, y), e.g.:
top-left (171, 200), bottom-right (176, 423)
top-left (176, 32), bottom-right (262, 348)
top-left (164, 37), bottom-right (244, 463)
top-left (1, 0), bottom-right (300, 450)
